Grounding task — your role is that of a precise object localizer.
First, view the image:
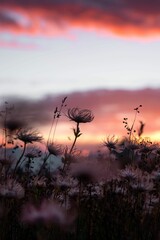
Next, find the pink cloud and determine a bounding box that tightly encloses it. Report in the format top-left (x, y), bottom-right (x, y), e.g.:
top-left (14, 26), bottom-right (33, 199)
top-left (1, 1), bottom-right (160, 38)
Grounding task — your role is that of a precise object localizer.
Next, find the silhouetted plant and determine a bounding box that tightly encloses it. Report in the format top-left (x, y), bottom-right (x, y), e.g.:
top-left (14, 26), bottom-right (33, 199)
top-left (0, 99), bottom-right (160, 240)
top-left (67, 108), bottom-right (94, 154)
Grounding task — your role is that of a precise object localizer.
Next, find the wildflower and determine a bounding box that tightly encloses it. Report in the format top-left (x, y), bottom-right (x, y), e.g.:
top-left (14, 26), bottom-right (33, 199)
top-left (130, 174), bottom-right (153, 193)
top-left (89, 184), bottom-right (103, 197)
top-left (47, 143), bottom-right (62, 156)
top-left (31, 176), bottom-right (47, 188)
top-left (17, 129), bottom-right (43, 144)
top-left (25, 147), bottom-right (42, 159)
top-left (139, 145), bottom-right (155, 154)
top-left (152, 171), bottom-right (160, 187)
top-left (67, 108), bottom-right (94, 123)
top-left (21, 200), bottom-right (75, 228)
top-left (130, 183), bottom-right (148, 193)
top-left (54, 174), bottom-right (78, 191)
top-left (103, 135), bottom-right (118, 151)
top-left (120, 166), bottom-right (140, 182)
top-left (124, 140), bottom-right (140, 150)
top-left (113, 186), bottom-right (127, 195)
top-left (0, 179), bottom-right (25, 199)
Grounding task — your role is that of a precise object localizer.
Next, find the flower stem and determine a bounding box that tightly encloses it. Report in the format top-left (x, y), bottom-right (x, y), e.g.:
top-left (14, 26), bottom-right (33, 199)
top-left (38, 153), bottom-right (50, 176)
top-left (69, 122), bottom-right (80, 154)
top-left (13, 142), bottom-right (27, 175)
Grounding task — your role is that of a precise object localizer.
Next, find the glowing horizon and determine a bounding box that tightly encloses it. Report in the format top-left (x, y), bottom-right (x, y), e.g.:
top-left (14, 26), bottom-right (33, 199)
top-left (0, 89), bottom-right (159, 154)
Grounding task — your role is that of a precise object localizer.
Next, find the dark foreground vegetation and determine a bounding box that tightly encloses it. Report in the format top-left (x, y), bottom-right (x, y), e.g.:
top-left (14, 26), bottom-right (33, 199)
top-left (0, 99), bottom-right (160, 240)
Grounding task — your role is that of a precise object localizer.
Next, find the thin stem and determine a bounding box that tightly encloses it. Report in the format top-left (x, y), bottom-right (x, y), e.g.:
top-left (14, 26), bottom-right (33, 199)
top-left (38, 153), bottom-right (50, 176)
top-left (129, 111), bottom-right (138, 141)
top-left (47, 97), bottom-right (67, 146)
top-left (69, 122), bottom-right (80, 154)
top-left (13, 142), bottom-right (27, 175)
top-left (47, 116), bottom-right (55, 146)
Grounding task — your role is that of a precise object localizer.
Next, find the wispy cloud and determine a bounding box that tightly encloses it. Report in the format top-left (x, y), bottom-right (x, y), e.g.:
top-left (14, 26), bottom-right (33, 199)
top-left (1, 0), bottom-right (160, 38)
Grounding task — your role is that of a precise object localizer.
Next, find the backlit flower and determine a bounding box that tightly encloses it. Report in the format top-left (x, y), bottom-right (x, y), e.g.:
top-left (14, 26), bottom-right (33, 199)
top-left (17, 129), bottom-right (43, 144)
top-left (67, 108), bottom-right (94, 123)
top-left (103, 135), bottom-right (118, 151)
top-left (120, 166), bottom-right (140, 182)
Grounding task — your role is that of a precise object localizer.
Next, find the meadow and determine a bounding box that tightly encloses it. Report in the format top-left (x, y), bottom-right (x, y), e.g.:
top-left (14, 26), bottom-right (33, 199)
top-left (0, 98), bottom-right (160, 240)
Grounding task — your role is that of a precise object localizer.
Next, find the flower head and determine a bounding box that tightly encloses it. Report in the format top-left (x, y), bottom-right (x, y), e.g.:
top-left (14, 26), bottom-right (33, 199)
top-left (120, 166), bottom-right (139, 182)
top-left (0, 178), bottom-right (25, 199)
top-left (67, 108), bottom-right (94, 124)
top-left (103, 135), bottom-right (118, 151)
top-left (47, 143), bottom-right (62, 156)
top-left (17, 129), bottom-right (43, 144)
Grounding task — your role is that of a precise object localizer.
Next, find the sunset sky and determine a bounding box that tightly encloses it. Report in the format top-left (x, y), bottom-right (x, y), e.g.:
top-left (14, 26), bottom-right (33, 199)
top-left (0, 0), bottom-right (160, 152)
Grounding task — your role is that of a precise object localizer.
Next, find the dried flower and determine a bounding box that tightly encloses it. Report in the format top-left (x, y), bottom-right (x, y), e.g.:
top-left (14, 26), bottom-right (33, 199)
top-left (67, 108), bottom-right (94, 123)
top-left (17, 129), bottom-right (43, 144)
top-left (103, 135), bottom-right (118, 151)
top-left (130, 182), bottom-right (149, 193)
top-left (139, 145), bottom-right (155, 154)
top-left (47, 143), bottom-right (62, 156)
top-left (54, 174), bottom-right (78, 191)
top-left (0, 179), bottom-right (25, 199)
top-left (120, 166), bottom-right (139, 182)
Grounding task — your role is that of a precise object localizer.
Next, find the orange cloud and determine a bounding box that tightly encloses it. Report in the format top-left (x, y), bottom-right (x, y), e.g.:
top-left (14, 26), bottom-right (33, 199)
top-left (1, 1), bottom-right (160, 38)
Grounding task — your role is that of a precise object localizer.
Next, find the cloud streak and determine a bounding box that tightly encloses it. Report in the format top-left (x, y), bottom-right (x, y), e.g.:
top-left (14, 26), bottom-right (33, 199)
top-left (1, 0), bottom-right (160, 38)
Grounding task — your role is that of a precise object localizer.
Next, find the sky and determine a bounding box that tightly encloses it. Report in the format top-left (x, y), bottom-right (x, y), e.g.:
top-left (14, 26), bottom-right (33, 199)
top-left (0, 0), bottom-right (160, 152)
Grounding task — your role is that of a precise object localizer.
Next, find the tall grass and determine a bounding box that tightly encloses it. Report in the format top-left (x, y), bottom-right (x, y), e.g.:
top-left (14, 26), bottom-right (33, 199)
top-left (0, 100), bottom-right (160, 240)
